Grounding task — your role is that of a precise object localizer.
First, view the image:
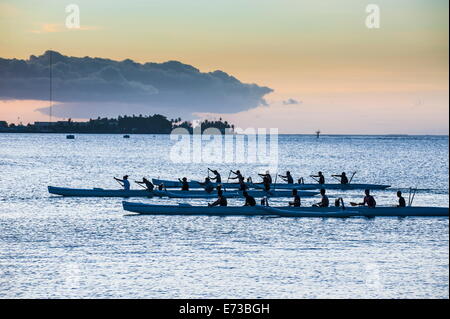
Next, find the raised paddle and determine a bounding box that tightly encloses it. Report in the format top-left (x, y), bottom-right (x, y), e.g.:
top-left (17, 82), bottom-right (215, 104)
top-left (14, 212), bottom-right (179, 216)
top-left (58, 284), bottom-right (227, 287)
top-left (134, 181), bottom-right (154, 197)
top-left (226, 170), bottom-right (232, 184)
top-left (310, 175), bottom-right (319, 183)
top-left (224, 170), bottom-right (233, 192)
top-left (134, 181), bottom-right (146, 189)
top-left (331, 175), bottom-right (341, 182)
top-left (114, 177), bottom-right (124, 188)
top-left (272, 171), bottom-right (278, 191)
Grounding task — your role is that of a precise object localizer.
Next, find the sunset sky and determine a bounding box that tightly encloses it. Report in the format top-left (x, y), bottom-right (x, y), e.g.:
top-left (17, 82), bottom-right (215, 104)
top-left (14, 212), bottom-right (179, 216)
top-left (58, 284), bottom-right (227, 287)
top-left (0, 0), bottom-right (448, 134)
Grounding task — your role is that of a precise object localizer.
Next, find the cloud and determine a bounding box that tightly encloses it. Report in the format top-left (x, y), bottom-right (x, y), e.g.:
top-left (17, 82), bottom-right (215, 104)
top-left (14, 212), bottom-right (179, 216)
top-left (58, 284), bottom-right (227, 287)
top-left (282, 98), bottom-right (301, 105)
top-left (0, 51), bottom-right (272, 119)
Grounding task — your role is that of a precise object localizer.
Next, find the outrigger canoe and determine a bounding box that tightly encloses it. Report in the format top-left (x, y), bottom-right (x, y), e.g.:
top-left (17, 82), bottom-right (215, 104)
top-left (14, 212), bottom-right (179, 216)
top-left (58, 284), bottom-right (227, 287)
top-left (48, 186), bottom-right (318, 198)
top-left (122, 202), bottom-right (354, 217)
top-left (48, 186), bottom-right (154, 197)
top-left (151, 178), bottom-right (390, 190)
top-left (122, 201), bottom-right (448, 217)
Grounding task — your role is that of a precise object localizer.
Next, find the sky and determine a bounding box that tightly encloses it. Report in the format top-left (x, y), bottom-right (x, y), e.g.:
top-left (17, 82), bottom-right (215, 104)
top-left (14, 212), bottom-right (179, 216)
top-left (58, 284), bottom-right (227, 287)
top-left (0, 0), bottom-right (448, 134)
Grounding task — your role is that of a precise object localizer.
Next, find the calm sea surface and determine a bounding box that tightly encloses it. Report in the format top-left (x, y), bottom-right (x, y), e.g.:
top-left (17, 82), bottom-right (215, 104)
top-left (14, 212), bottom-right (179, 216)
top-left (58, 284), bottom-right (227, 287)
top-left (0, 134), bottom-right (448, 298)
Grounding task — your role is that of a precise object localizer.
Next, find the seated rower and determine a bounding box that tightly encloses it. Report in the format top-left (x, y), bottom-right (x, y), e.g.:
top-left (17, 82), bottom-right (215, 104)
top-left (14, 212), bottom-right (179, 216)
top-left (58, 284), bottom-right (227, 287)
top-left (334, 198), bottom-right (341, 207)
top-left (197, 177), bottom-right (214, 193)
top-left (332, 172), bottom-right (349, 184)
top-left (262, 175), bottom-right (272, 192)
top-left (208, 189), bottom-right (227, 207)
top-left (351, 189), bottom-right (376, 208)
top-left (230, 170), bottom-right (244, 182)
top-left (397, 191), bottom-right (406, 207)
top-left (135, 177), bottom-right (154, 191)
top-left (230, 171), bottom-right (247, 191)
top-left (230, 170), bottom-right (246, 190)
top-left (289, 189), bottom-right (301, 207)
top-left (158, 183), bottom-right (165, 191)
top-left (114, 175), bottom-right (130, 190)
top-left (178, 177), bottom-right (189, 191)
top-left (242, 191), bottom-right (256, 207)
top-left (258, 171), bottom-right (273, 184)
top-left (313, 188), bottom-right (329, 207)
top-left (334, 197), bottom-right (345, 208)
top-left (279, 171), bottom-right (294, 184)
top-left (208, 168), bottom-right (222, 184)
top-left (311, 171), bottom-right (325, 184)
top-left (239, 179), bottom-right (248, 191)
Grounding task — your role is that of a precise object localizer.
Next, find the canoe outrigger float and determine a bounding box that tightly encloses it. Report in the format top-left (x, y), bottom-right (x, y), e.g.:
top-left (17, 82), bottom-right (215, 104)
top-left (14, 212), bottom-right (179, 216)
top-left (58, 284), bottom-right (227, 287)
top-left (122, 201), bottom-right (448, 217)
top-left (151, 178), bottom-right (390, 190)
top-left (48, 186), bottom-right (318, 198)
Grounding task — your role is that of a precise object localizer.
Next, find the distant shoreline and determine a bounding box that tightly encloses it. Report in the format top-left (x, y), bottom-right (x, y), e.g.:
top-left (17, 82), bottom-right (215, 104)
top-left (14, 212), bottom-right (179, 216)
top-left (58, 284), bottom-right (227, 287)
top-left (0, 132), bottom-right (448, 137)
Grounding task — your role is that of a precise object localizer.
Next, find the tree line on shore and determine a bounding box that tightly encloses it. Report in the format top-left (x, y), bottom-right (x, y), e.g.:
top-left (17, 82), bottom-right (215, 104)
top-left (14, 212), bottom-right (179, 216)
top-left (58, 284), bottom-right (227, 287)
top-left (0, 115), bottom-right (234, 134)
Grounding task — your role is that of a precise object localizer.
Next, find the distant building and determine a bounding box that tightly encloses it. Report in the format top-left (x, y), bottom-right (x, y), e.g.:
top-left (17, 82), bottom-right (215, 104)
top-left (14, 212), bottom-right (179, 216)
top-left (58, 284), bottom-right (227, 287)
top-left (0, 121), bottom-right (8, 128)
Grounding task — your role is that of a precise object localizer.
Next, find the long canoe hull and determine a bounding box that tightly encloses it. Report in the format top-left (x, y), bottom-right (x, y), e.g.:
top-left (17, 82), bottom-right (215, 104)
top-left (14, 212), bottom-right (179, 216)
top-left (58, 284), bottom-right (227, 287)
top-left (151, 178), bottom-right (390, 190)
top-left (260, 206), bottom-right (449, 217)
top-left (49, 186), bottom-right (154, 197)
top-left (122, 201), bottom-right (348, 218)
top-left (48, 186), bottom-right (317, 198)
top-left (123, 202), bottom-right (271, 216)
top-left (122, 201), bottom-right (448, 217)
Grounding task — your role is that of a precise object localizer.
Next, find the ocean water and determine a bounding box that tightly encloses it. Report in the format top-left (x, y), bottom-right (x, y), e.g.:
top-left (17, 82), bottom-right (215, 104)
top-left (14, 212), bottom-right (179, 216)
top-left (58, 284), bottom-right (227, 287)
top-left (0, 133), bottom-right (448, 298)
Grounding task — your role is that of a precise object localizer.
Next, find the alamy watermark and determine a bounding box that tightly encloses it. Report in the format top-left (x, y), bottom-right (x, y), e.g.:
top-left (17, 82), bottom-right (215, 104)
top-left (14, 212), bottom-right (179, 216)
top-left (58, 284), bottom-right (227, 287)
top-left (65, 4), bottom-right (80, 29)
top-left (169, 127), bottom-right (279, 172)
top-left (365, 4), bottom-right (380, 29)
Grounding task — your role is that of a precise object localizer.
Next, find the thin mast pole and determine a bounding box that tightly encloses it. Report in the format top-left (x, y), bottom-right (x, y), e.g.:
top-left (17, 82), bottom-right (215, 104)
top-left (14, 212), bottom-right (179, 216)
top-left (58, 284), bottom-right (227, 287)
top-left (49, 50), bottom-right (52, 122)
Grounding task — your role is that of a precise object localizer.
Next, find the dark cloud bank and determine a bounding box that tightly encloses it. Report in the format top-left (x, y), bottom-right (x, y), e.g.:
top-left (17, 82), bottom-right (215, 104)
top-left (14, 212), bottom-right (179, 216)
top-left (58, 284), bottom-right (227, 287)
top-left (0, 51), bottom-right (272, 118)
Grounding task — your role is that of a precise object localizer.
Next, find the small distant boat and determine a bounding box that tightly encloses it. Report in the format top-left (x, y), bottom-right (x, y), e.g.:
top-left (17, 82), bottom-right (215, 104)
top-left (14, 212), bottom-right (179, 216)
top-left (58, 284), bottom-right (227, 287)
top-left (123, 135), bottom-right (130, 138)
top-left (122, 201), bottom-right (449, 217)
top-left (151, 178), bottom-right (390, 190)
top-left (66, 135), bottom-right (75, 139)
top-left (48, 186), bottom-right (318, 198)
